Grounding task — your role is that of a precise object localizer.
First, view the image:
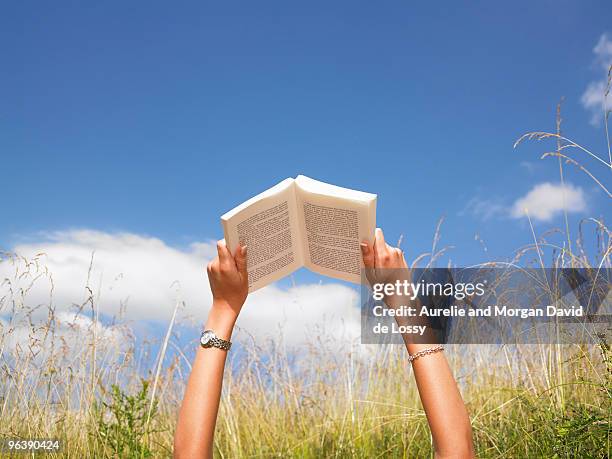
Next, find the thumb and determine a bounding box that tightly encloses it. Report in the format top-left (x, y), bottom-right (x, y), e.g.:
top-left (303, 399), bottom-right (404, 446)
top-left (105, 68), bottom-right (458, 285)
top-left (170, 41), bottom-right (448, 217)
top-left (234, 245), bottom-right (248, 276)
top-left (374, 228), bottom-right (386, 257)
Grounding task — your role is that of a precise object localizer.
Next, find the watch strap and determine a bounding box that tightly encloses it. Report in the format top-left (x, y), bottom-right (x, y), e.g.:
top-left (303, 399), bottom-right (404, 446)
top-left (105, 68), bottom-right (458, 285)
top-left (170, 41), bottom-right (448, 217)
top-left (208, 336), bottom-right (232, 351)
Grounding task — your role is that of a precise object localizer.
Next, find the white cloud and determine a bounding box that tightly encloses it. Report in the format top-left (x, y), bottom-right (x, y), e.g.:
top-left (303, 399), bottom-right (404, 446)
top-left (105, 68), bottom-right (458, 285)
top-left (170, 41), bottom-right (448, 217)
top-left (581, 33), bottom-right (612, 126)
top-left (593, 32), bottom-right (612, 68)
top-left (519, 161), bottom-right (537, 174)
top-left (0, 230), bottom-right (360, 348)
top-left (459, 196), bottom-right (507, 221)
top-left (510, 182), bottom-right (586, 222)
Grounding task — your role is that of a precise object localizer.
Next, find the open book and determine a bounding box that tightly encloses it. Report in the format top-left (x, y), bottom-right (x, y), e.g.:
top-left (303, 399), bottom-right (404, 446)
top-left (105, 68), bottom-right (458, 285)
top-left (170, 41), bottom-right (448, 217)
top-left (221, 175), bottom-right (376, 291)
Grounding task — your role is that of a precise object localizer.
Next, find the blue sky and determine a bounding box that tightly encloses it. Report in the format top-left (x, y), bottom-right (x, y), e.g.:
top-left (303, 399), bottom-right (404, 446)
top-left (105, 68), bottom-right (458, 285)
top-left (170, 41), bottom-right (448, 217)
top-left (2, 1), bottom-right (611, 275)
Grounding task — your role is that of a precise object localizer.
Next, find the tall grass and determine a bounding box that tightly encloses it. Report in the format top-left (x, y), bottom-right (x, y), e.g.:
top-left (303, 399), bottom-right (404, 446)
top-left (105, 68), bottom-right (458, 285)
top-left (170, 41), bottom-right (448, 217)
top-left (0, 260), bottom-right (609, 458)
top-left (1, 83), bottom-right (611, 457)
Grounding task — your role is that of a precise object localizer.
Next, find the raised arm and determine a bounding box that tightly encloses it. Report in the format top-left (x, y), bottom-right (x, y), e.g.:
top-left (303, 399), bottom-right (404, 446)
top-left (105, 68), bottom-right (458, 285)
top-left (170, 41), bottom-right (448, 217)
top-left (174, 241), bottom-right (248, 459)
top-left (361, 228), bottom-right (475, 459)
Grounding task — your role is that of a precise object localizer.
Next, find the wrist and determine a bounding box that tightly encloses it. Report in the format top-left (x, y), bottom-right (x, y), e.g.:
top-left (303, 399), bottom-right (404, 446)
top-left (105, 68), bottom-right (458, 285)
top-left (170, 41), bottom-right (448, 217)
top-left (406, 343), bottom-right (440, 355)
top-left (206, 301), bottom-right (238, 340)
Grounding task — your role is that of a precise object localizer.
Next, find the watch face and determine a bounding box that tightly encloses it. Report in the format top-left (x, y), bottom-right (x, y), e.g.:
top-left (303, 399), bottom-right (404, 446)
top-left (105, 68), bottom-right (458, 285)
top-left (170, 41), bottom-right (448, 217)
top-left (200, 330), bottom-right (214, 346)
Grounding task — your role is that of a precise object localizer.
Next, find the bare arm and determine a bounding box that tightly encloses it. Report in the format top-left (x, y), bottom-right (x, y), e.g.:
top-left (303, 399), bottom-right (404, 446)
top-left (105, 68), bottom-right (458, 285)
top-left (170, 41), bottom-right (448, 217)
top-left (403, 343), bottom-right (474, 459)
top-left (174, 241), bottom-right (248, 459)
top-left (361, 228), bottom-right (475, 459)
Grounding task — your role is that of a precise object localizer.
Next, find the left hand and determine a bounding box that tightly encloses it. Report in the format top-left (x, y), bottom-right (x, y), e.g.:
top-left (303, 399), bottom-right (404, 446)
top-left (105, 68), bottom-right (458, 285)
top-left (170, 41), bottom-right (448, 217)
top-left (360, 227), bottom-right (408, 285)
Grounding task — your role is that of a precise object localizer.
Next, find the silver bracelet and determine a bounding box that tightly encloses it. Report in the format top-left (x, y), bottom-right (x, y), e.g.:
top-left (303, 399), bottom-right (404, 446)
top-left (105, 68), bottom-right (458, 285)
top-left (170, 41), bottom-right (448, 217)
top-left (408, 345), bottom-right (444, 363)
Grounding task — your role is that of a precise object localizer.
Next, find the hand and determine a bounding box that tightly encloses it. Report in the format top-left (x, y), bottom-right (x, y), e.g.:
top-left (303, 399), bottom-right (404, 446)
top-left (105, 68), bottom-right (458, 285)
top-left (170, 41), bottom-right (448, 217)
top-left (206, 240), bottom-right (248, 321)
top-left (361, 228), bottom-right (437, 345)
top-left (360, 227), bottom-right (407, 285)
top-left (361, 227), bottom-right (413, 310)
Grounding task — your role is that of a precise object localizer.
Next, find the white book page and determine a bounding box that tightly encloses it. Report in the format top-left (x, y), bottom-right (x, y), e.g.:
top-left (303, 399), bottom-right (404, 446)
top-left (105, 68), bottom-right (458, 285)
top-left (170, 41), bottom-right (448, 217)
top-left (221, 178), bottom-right (303, 291)
top-left (294, 175), bottom-right (376, 284)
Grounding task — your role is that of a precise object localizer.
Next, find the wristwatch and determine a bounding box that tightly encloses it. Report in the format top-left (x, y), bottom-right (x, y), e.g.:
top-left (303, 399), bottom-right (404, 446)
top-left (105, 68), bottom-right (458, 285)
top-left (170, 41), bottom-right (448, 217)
top-left (200, 329), bottom-right (232, 351)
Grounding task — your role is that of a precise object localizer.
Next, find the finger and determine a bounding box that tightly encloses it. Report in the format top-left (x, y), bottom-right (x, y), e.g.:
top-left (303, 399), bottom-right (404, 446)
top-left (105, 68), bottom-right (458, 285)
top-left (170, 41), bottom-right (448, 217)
top-left (360, 241), bottom-right (375, 268)
top-left (234, 245), bottom-right (248, 276)
top-left (216, 240), bottom-right (232, 266)
top-left (374, 228), bottom-right (388, 267)
top-left (206, 259), bottom-right (218, 276)
top-left (374, 228), bottom-right (386, 254)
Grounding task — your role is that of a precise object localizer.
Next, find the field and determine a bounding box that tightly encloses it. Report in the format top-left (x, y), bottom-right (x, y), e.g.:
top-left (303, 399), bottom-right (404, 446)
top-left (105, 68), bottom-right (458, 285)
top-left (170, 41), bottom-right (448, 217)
top-left (1, 102), bottom-right (611, 458)
top-left (0, 275), bottom-right (610, 458)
